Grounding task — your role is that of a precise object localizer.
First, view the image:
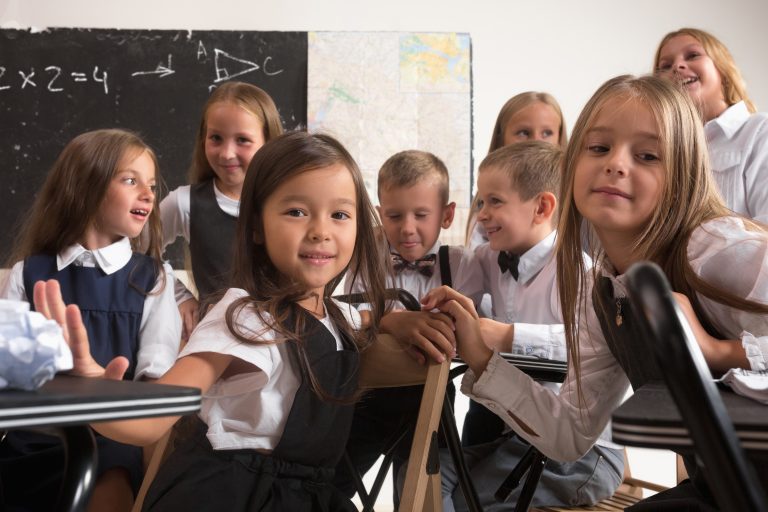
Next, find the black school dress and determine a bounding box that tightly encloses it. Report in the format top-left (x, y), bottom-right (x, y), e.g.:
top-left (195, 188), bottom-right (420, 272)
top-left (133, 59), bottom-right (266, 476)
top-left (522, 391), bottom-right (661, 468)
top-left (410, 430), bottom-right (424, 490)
top-left (0, 252), bottom-right (155, 511)
top-left (142, 304), bottom-right (359, 512)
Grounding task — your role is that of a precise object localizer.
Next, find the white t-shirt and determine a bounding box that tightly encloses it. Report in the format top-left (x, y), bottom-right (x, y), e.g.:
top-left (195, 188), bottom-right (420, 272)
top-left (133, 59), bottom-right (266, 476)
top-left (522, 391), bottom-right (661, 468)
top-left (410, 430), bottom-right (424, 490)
top-left (180, 288), bottom-right (361, 451)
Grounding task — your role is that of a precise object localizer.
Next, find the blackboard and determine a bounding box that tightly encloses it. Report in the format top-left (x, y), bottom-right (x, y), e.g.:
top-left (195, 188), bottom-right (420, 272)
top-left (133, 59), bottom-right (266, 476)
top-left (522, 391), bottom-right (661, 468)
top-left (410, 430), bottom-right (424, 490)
top-left (0, 28), bottom-right (308, 267)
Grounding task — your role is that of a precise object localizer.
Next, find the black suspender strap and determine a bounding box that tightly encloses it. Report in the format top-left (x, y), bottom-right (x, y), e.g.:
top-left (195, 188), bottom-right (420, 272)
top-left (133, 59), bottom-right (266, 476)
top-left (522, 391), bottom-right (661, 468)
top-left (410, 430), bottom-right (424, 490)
top-left (438, 245), bottom-right (452, 288)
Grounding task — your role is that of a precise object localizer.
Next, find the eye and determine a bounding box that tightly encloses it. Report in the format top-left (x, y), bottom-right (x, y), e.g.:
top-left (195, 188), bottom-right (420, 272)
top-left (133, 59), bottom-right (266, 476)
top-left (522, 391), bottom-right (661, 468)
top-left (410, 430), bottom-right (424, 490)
top-left (475, 199), bottom-right (484, 210)
top-left (286, 209), bottom-right (306, 217)
top-left (149, 184), bottom-right (158, 193)
top-left (415, 212), bottom-right (428, 219)
top-left (386, 213), bottom-right (402, 220)
top-left (237, 136), bottom-right (252, 145)
top-left (586, 144), bottom-right (609, 154)
top-left (332, 211), bottom-right (351, 220)
top-left (515, 129), bottom-right (531, 138)
top-left (685, 51), bottom-right (701, 60)
top-left (542, 130), bottom-right (554, 138)
top-left (637, 152), bottom-right (660, 162)
top-left (208, 134), bottom-right (222, 143)
top-left (122, 177), bottom-right (137, 185)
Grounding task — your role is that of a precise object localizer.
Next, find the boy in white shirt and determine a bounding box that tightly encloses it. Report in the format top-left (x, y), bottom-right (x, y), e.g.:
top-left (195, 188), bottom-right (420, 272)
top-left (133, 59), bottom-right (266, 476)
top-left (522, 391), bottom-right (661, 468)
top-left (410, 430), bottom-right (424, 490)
top-left (334, 150), bottom-right (481, 502)
top-left (441, 141), bottom-right (624, 511)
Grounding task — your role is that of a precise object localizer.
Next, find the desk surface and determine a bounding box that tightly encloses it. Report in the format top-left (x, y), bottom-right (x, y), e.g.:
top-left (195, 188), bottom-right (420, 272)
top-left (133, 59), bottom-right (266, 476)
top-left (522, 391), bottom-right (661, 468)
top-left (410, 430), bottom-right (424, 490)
top-left (0, 375), bottom-right (201, 430)
top-left (612, 382), bottom-right (768, 452)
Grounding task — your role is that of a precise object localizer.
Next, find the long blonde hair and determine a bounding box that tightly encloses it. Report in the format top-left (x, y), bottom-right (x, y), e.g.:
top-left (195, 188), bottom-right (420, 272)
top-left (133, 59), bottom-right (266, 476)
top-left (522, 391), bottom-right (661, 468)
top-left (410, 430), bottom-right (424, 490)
top-left (556, 75), bottom-right (767, 398)
top-left (653, 28), bottom-right (756, 114)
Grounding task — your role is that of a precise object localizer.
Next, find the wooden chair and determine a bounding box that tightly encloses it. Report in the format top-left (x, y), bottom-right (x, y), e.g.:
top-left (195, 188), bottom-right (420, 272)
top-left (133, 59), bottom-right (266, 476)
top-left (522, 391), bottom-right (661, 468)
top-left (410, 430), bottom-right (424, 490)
top-left (625, 261), bottom-right (768, 511)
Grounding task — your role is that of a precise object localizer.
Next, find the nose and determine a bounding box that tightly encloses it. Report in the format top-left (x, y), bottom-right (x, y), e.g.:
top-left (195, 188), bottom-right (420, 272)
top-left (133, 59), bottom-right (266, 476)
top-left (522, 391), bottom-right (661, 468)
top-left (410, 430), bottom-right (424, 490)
top-left (401, 215), bottom-right (416, 235)
top-left (605, 148), bottom-right (628, 176)
top-left (476, 201), bottom-right (489, 221)
top-left (308, 217), bottom-right (330, 242)
top-left (221, 140), bottom-right (237, 160)
top-left (140, 183), bottom-right (155, 202)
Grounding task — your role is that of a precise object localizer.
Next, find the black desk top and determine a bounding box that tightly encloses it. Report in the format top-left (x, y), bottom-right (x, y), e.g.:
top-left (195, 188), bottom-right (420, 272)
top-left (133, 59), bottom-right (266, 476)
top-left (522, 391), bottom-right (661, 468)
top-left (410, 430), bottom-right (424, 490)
top-left (0, 375), bottom-right (201, 430)
top-left (612, 382), bottom-right (768, 453)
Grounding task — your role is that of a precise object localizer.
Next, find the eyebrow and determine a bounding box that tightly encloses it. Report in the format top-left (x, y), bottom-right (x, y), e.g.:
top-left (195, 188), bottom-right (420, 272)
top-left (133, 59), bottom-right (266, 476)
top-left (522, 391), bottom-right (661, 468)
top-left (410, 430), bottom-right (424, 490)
top-left (279, 195), bottom-right (356, 207)
top-left (587, 126), bottom-right (659, 141)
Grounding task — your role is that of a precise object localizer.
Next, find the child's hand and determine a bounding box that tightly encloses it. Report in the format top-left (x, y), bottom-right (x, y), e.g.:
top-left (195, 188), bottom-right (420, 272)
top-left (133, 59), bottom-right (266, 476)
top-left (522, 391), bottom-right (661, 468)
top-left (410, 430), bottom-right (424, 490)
top-left (672, 291), bottom-right (749, 373)
top-left (478, 318), bottom-right (514, 353)
top-left (421, 286), bottom-right (493, 375)
top-left (178, 298), bottom-right (200, 343)
top-left (33, 280), bottom-right (129, 380)
top-left (379, 310), bottom-right (456, 365)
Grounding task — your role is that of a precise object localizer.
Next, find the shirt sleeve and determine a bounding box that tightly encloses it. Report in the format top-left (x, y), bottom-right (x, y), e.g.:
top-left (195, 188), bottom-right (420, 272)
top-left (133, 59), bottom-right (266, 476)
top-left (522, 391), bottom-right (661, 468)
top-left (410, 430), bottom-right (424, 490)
top-left (0, 261), bottom-right (26, 301)
top-left (135, 262), bottom-right (183, 380)
top-left (511, 323), bottom-right (566, 361)
top-left (462, 298), bottom-right (630, 462)
top-left (451, 245), bottom-right (484, 307)
top-left (159, 186), bottom-right (191, 251)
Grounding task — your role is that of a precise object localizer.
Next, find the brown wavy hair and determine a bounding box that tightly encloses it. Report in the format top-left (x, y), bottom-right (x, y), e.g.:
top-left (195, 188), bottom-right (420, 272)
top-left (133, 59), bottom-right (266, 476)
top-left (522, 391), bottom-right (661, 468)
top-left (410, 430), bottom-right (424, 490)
top-left (225, 131), bottom-right (388, 402)
top-left (8, 128), bottom-right (165, 289)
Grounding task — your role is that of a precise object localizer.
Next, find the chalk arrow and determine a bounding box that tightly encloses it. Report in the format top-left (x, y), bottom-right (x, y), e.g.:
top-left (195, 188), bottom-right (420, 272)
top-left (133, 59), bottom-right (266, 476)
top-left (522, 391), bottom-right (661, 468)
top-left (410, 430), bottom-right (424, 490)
top-left (132, 54), bottom-right (175, 78)
top-left (214, 49), bottom-right (259, 82)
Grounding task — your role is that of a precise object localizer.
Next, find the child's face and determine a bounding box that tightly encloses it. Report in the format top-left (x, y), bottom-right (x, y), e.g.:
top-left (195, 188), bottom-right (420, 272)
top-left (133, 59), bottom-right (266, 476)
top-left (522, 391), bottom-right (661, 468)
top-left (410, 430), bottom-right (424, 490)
top-left (204, 102), bottom-right (265, 199)
top-left (573, 96), bottom-right (664, 242)
top-left (502, 102), bottom-right (561, 147)
top-left (377, 178), bottom-right (454, 262)
top-left (87, 149), bottom-right (156, 249)
top-left (261, 164), bottom-right (357, 299)
top-left (656, 35), bottom-right (725, 121)
top-left (476, 167), bottom-right (541, 255)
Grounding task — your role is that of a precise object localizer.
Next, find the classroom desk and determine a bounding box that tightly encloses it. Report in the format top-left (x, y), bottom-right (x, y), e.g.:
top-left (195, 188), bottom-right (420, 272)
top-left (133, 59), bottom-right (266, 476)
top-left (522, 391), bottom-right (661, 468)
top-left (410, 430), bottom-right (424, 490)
top-left (611, 382), bottom-right (768, 453)
top-left (0, 375), bottom-right (201, 512)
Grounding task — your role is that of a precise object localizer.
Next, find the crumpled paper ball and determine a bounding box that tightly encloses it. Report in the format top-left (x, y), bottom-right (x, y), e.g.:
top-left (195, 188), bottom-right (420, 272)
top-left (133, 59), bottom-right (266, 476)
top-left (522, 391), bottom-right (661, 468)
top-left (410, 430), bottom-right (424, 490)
top-left (0, 299), bottom-right (73, 390)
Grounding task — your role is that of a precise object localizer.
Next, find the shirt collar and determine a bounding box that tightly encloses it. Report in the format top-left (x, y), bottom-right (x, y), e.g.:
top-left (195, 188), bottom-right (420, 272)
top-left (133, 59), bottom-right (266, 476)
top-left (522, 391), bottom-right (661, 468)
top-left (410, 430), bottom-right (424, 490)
top-left (57, 237), bottom-right (133, 275)
top-left (705, 101), bottom-right (749, 140)
top-left (516, 230), bottom-right (556, 283)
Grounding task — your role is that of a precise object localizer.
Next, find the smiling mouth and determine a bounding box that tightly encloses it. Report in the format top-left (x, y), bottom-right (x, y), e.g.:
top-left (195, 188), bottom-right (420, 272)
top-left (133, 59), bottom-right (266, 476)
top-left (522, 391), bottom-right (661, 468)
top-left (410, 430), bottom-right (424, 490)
top-left (301, 253), bottom-right (334, 261)
top-left (485, 226), bottom-right (501, 235)
top-left (594, 187), bottom-right (631, 199)
top-left (680, 76), bottom-right (699, 86)
top-left (130, 209), bottom-right (150, 217)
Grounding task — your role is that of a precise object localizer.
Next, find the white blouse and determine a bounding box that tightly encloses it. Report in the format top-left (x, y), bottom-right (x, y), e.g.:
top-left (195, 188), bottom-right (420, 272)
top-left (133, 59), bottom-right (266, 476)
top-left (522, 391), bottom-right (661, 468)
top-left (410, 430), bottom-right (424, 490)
top-left (461, 216), bottom-right (768, 462)
top-left (706, 101), bottom-right (768, 223)
top-left (181, 288), bottom-right (361, 451)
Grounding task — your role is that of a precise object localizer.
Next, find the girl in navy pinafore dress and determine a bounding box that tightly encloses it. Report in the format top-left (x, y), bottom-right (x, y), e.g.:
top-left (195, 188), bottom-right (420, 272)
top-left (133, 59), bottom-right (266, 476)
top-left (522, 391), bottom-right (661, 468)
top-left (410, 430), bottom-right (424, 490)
top-left (42, 131), bottom-right (389, 512)
top-left (0, 129), bottom-right (181, 512)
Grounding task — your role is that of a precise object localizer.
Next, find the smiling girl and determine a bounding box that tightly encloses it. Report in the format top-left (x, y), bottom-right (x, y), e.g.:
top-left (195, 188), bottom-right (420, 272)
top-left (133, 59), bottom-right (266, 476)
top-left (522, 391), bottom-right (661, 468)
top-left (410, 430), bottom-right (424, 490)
top-left (0, 129), bottom-right (180, 512)
top-left (654, 28), bottom-right (768, 223)
top-left (425, 74), bottom-right (768, 510)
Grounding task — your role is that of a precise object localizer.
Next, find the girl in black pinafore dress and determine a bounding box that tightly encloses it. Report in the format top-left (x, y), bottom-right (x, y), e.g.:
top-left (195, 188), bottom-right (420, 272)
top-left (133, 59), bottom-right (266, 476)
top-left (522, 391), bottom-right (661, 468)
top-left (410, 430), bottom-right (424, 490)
top-left (45, 132), bottom-right (389, 512)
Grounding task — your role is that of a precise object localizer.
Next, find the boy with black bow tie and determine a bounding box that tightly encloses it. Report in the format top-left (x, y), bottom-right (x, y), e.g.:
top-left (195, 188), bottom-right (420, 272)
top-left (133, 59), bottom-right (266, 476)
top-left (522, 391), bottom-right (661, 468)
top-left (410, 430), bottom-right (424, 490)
top-left (334, 149), bottom-right (482, 503)
top-left (439, 141), bottom-right (624, 512)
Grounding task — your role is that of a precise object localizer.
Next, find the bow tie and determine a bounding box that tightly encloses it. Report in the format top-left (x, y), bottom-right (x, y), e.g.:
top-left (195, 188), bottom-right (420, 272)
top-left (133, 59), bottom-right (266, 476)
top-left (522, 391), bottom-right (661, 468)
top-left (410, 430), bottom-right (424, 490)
top-left (391, 253), bottom-right (437, 277)
top-left (497, 251), bottom-right (520, 280)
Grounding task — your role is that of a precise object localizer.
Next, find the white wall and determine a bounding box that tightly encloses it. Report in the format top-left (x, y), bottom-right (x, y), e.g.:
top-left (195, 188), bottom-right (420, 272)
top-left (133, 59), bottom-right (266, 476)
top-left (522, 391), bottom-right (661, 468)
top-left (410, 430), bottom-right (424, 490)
top-left (3, 0), bottom-right (767, 177)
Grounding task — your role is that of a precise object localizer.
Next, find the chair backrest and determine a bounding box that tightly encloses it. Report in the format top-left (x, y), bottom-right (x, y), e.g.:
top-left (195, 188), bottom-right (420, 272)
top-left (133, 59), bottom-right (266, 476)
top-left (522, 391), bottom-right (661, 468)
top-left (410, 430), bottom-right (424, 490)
top-left (626, 261), bottom-right (768, 511)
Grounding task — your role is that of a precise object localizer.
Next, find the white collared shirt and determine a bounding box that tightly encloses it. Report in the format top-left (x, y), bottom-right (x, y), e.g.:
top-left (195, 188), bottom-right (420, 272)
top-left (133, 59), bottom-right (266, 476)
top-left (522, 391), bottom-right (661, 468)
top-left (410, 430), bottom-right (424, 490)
top-left (346, 240), bottom-right (484, 307)
top-left (462, 216), bottom-right (768, 462)
top-left (474, 231), bottom-right (567, 361)
top-left (1, 238), bottom-right (182, 380)
top-left (705, 101), bottom-right (768, 223)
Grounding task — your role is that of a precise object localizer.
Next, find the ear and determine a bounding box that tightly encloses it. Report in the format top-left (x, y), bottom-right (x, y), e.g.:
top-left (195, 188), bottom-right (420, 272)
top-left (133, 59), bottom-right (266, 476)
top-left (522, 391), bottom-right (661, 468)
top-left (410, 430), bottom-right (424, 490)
top-left (252, 228), bottom-right (263, 245)
top-left (441, 202), bottom-right (456, 229)
top-left (532, 192), bottom-right (557, 225)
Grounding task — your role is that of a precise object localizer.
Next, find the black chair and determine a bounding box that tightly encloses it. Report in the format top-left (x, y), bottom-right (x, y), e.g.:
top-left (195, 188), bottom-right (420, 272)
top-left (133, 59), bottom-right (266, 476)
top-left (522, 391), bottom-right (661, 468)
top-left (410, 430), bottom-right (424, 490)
top-left (626, 261), bottom-right (768, 511)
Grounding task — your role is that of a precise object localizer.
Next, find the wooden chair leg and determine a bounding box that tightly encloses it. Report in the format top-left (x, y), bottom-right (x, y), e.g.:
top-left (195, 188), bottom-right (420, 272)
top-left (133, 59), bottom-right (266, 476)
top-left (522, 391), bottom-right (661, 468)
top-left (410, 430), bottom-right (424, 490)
top-left (400, 359), bottom-right (450, 512)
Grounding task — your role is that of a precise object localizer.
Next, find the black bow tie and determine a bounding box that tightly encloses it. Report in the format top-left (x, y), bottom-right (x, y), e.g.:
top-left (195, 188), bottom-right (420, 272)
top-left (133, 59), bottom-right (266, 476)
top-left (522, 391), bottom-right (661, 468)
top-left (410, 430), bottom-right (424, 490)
top-left (497, 251), bottom-right (520, 280)
top-left (391, 253), bottom-right (437, 278)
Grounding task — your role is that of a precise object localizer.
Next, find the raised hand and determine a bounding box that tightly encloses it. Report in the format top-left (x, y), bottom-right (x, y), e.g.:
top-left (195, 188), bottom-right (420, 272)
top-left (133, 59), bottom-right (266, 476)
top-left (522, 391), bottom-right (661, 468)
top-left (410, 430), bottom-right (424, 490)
top-left (33, 280), bottom-right (129, 380)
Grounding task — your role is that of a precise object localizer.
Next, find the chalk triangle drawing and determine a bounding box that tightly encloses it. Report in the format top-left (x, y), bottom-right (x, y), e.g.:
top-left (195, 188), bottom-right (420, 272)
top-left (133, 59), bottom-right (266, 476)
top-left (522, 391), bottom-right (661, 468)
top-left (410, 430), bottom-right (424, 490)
top-left (214, 49), bottom-right (259, 82)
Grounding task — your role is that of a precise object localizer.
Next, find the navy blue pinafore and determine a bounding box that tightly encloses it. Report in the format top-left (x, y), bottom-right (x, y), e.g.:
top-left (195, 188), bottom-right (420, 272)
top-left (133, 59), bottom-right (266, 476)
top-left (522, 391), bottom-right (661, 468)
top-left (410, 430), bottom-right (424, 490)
top-left (0, 252), bottom-right (157, 510)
